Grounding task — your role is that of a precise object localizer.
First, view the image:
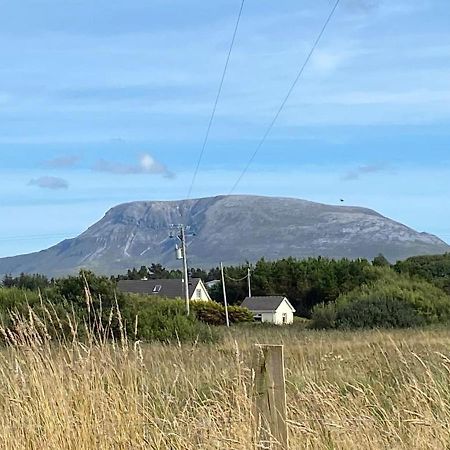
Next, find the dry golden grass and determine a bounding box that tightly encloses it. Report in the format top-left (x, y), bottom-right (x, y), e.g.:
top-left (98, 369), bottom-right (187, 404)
top-left (1, 322), bottom-right (450, 449)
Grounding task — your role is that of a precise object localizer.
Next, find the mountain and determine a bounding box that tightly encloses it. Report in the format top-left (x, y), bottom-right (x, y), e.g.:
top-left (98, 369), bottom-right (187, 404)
top-left (0, 195), bottom-right (448, 277)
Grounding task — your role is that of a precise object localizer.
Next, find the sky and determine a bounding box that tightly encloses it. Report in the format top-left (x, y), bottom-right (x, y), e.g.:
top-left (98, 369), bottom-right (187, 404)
top-left (1, 0), bottom-right (450, 257)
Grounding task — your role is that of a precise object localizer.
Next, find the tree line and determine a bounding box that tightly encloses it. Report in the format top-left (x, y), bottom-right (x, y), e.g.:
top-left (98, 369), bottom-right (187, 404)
top-left (3, 253), bottom-right (450, 319)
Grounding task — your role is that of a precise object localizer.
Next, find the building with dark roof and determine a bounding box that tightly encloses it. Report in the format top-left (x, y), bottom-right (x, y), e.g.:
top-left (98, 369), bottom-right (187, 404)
top-left (117, 278), bottom-right (211, 301)
top-left (241, 296), bottom-right (295, 325)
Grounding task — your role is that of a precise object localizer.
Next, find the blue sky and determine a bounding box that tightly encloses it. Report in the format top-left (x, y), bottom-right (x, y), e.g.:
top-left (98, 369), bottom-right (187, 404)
top-left (1, 0), bottom-right (450, 257)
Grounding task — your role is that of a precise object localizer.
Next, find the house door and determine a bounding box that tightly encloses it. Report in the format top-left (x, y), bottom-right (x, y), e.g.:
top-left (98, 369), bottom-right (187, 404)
top-left (282, 313), bottom-right (287, 324)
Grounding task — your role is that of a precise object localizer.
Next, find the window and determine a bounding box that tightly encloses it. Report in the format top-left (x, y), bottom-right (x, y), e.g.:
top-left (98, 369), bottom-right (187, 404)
top-left (153, 285), bottom-right (162, 293)
top-left (196, 288), bottom-right (202, 299)
top-left (254, 314), bottom-right (262, 323)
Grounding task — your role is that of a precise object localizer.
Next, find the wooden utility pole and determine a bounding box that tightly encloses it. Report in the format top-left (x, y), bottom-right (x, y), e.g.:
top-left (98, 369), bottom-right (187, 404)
top-left (220, 262), bottom-right (230, 327)
top-left (172, 224), bottom-right (191, 316)
top-left (180, 225), bottom-right (190, 316)
top-left (253, 345), bottom-right (288, 450)
top-left (248, 267), bottom-right (252, 298)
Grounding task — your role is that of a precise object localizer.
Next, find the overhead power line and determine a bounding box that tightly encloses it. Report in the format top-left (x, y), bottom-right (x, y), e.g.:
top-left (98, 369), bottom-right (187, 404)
top-left (187, 0), bottom-right (245, 200)
top-left (226, 273), bottom-right (249, 282)
top-left (228, 0), bottom-right (341, 194)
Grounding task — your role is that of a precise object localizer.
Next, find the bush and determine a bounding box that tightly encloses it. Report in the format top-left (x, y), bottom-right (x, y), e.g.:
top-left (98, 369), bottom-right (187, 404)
top-left (395, 253), bottom-right (450, 295)
top-left (335, 296), bottom-right (424, 329)
top-left (310, 303), bottom-right (337, 329)
top-left (0, 286), bottom-right (220, 344)
top-left (0, 287), bottom-right (86, 343)
top-left (310, 272), bottom-right (450, 330)
top-left (55, 270), bottom-right (123, 310)
top-left (342, 275), bottom-right (450, 323)
top-left (228, 305), bottom-right (254, 323)
top-left (191, 301), bottom-right (253, 326)
top-left (122, 296), bottom-right (218, 343)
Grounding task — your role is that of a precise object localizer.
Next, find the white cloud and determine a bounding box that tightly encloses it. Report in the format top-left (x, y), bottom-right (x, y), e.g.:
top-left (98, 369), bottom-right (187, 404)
top-left (28, 176), bottom-right (69, 190)
top-left (342, 163), bottom-right (391, 181)
top-left (43, 155), bottom-right (81, 168)
top-left (310, 50), bottom-right (348, 75)
top-left (93, 153), bottom-right (174, 178)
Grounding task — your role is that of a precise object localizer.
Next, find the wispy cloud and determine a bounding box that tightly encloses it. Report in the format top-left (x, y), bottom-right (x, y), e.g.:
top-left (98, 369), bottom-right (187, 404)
top-left (28, 176), bottom-right (69, 190)
top-left (43, 155), bottom-right (80, 168)
top-left (346, 0), bottom-right (377, 10)
top-left (93, 153), bottom-right (174, 178)
top-left (342, 163), bottom-right (390, 181)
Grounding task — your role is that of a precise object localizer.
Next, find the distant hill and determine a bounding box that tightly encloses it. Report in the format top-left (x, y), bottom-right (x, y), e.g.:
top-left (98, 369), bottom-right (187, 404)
top-left (0, 195), bottom-right (448, 277)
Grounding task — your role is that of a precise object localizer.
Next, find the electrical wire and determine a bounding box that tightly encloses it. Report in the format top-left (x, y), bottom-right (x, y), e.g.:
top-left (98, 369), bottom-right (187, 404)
top-left (186, 0), bottom-right (245, 200)
top-left (228, 0), bottom-right (341, 194)
top-left (226, 273), bottom-right (249, 282)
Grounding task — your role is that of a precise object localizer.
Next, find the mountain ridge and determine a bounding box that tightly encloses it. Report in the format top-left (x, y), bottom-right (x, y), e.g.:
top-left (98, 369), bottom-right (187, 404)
top-left (0, 195), bottom-right (448, 277)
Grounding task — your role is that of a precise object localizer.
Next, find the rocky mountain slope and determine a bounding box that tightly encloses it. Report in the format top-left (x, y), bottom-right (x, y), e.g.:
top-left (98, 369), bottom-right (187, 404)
top-left (0, 195), bottom-right (448, 276)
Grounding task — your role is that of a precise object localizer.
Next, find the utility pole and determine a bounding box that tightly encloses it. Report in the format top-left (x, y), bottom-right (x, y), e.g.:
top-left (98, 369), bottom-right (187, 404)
top-left (181, 225), bottom-right (190, 316)
top-left (171, 224), bottom-right (191, 316)
top-left (248, 267), bottom-right (252, 298)
top-left (220, 262), bottom-right (230, 327)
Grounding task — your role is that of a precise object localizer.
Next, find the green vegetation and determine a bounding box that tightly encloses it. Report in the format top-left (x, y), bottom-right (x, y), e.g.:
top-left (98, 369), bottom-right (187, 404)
top-left (209, 257), bottom-right (381, 316)
top-left (121, 295), bottom-right (218, 343)
top-left (395, 252), bottom-right (450, 295)
top-left (113, 263), bottom-right (208, 282)
top-left (0, 271), bottom-right (252, 344)
top-left (190, 300), bottom-right (254, 325)
top-left (311, 269), bottom-right (450, 329)
top-left (3, 253), bottom-right (450, 334)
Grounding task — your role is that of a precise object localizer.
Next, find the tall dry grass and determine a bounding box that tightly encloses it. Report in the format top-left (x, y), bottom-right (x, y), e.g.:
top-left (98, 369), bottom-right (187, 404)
top-left (1, 314), bottom-right (450, 449)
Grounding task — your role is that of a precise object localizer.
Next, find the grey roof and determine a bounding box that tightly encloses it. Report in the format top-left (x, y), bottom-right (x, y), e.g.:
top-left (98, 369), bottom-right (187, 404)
top-left (241, 296), bottom-right (292, 312)
top-left (117, 278), bottom-right (202, 298)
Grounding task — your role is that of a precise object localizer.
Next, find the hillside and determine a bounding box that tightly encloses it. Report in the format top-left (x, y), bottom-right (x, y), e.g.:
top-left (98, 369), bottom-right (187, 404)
top-left (0, 195), bottom-right (448, 276)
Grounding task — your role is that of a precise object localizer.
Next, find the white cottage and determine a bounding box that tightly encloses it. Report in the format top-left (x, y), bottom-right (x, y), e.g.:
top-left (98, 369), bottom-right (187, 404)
top-left (117, 278), bottom-right (211, 301)
top-left (241, 296), bottom-right (296, 325)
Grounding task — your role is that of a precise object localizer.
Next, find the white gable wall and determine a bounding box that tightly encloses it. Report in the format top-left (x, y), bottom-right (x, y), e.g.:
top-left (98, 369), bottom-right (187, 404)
top-left (274, 300), bottom-right (295, 325)
top-left (189, 280), bottom-right (211, 302)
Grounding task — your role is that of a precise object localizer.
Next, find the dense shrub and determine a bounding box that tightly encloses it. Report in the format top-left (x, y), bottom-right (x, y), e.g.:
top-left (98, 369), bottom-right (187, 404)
top-left (0, 287), bottom-right (84, 342)
top-left (121, 296), bottom-right (218, 343)
top-left (310, 272), bottom-right (450, 330)
top-left (335, 296), bottom-right (424, 329)
top-left (228, 305), bottom-right (254, 323)
top-left (310, 303), bottom-right (337, 329)
top-left (190, 301), bottom-right (253, 326)
top-left (395, 253), bottom-right (450, 295)
top-left (55, 270), bottom-right (123, 309)
top-left (2, 273), bottom-right (50, 290)
top-left (0, 282), bottom-right (219, 344)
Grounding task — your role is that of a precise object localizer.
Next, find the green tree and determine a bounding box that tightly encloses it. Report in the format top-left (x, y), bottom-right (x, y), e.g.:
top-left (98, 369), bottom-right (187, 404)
top-left (395, 253), bottom-right (450, 295)
top-left (373, 254), bottom-right (391, 268)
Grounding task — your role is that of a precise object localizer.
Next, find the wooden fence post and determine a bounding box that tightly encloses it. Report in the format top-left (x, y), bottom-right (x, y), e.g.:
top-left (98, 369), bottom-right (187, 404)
top-left (253, 344), bottom-right (288, 449)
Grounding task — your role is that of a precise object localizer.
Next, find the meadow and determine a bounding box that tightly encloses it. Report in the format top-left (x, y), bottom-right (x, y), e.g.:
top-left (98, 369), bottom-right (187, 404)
top-left (1, 322), bottom-right (450, 449)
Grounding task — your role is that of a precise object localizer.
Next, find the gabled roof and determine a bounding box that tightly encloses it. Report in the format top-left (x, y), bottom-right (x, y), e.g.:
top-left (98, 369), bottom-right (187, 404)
top-left (241, 296), bottom-right (296, 313)
top-left (117, 278), bottom-right (203, 299)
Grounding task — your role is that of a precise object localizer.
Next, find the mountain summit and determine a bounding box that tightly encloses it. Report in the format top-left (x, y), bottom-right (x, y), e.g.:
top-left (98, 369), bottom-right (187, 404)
top-left (0, 195), bottom-right (448, 276)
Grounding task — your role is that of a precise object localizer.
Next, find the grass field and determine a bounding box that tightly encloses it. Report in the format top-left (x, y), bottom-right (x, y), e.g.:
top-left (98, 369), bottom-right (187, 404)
top-left (1, 323), bottom-right (450, 449)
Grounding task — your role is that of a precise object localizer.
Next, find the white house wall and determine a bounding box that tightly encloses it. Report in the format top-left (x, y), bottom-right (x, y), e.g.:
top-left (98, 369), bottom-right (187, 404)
top-left (274, 300), bottom-right (295, 325)
top-left (262, 312), bottom-right (275, 323)
top-left (190, 281), bottom-right (212, 302)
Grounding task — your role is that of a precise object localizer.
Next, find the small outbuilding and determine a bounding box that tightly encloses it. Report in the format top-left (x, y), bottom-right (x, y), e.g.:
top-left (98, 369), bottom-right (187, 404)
top-left (241, 296), bottom-right (296, 325)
